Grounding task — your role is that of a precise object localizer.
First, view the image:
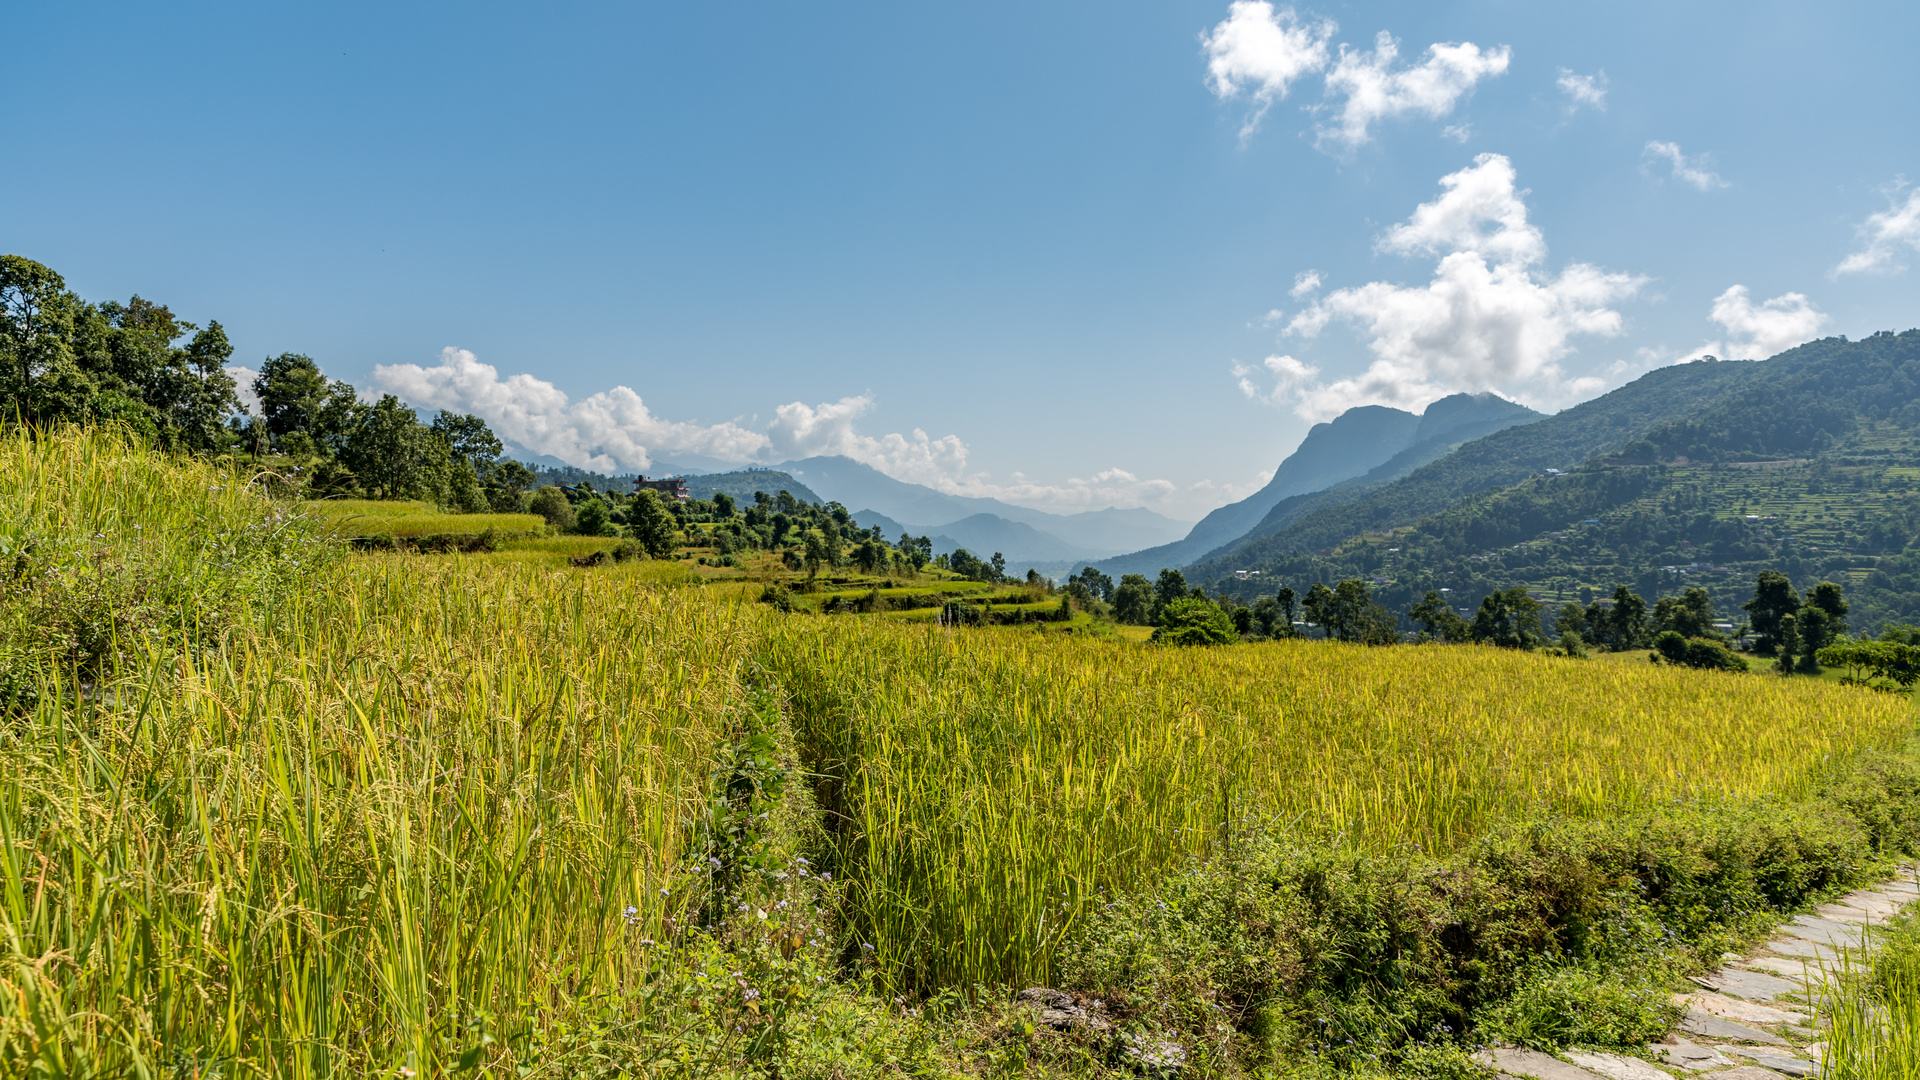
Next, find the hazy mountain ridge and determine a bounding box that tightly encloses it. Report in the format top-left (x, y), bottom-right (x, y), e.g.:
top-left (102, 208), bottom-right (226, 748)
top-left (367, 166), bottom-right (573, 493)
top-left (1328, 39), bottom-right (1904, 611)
top-left (1191, 333), bottom-right (1920, 589)
top-left (776, 455), bottom-right (1190, 562)
top-left (1089, 393), bottom-right (1541, 578)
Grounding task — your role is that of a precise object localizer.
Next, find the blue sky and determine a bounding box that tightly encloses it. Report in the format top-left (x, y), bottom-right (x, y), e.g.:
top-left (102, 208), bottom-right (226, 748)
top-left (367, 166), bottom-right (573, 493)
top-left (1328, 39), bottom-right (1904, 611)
top-left (7, 0), bottom-right (1918, 519)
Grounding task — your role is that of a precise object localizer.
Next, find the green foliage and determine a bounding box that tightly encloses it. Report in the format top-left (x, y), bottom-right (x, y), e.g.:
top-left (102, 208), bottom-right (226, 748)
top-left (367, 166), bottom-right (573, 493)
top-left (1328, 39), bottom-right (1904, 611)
top-left (573, 497), bottom-right (615, 537)
top-left (1652, 631), bottom-right (1749, 671)
top-left (627, 489), bottom-right (682, 558)
top-left (529, 485), bottom-right (574, 530)
top-left (1470, 586), bottom-right (1542, 648)
top-left (1151, 596), bottom-right (1239, 646)
top-left (1112, 573), bottom-right (1153, 625)
top-left (1061, 746), bottom-right (1920, 1070)
top-left (1305, 579), bottom-right (1400, 643)
top-left (1819, 638), bottom-right (1920, 689)
top-left (1409, 590), bottom-right (1471, 643)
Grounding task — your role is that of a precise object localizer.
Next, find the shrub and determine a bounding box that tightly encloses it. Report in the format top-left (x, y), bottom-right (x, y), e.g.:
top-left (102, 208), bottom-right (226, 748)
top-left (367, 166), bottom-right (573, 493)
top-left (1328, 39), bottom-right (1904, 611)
top-left (528, 485), bottom-right (574, 531)
top-left (1151, 596), bottom-right (1239, 646)
top-left (1652, 631), bottom-right (1748, 670)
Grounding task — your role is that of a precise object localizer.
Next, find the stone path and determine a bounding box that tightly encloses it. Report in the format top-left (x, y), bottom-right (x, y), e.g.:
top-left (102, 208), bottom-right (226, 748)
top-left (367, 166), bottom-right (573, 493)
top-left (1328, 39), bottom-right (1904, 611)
top-left (1474, 868), bottom-right (1920, 1080)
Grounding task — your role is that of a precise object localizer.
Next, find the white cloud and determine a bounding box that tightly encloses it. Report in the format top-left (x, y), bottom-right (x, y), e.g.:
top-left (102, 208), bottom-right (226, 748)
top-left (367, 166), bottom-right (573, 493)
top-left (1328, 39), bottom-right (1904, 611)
top-left (1289, 269), bottom-right (1322, 298)
top-left (226, 366), bottom-right (261, 414)
top-left (1685, 285), bottom-right (1828, 361)
top-left (1835, 183), bottom-right (1920, 276)
top-left (1202, 1), bottom-right (1336, 139)
top-left (1319, 32), bottom-right (1510, 148)
top-left (1556, 68), bottom-right (1607, 110)
top-left (374, 347), bottom-right (770, 474)
top-left (1254, 153), bottom-right (1645, 420)
top-left (1234, 354), bottom-right (1319, 406)
top-left (1642, 141), bottom-right (1728, 191)
top-left (372, 349), bottom-right (1192, 514)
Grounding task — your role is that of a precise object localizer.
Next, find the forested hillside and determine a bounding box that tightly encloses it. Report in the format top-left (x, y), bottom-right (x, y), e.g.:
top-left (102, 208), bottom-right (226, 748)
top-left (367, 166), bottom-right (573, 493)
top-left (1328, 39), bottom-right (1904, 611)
top-left (1204, 330), bottom-right (1920, 633)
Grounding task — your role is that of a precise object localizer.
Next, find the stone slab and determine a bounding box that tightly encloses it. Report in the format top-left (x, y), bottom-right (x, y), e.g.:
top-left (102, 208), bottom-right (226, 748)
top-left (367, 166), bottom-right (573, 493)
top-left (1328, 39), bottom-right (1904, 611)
top-left (1677, 991), bottom-right (1806, 1026)
top-left (1706, 1069), bottom-right (1793, 1080)
top-left (1699, 967), bottom-right (1803, 1002)
top-left (1786, 914), bottom-right (1868, 945)
top-left (1739, 957), bottom-right (1822, 985)
top-left (1561, 1050), bottom-right (1667, 1080)
top-left (1716, 1046), bottom-right (1817, 1077)
top-left (1678, 1008), bottom-right (1787, 1045)
top-left (1472, 1048), bottom-right (1605, 1080)
top-left (1650, 1037), bottom-right (1732, 1071)
top-left (1759, 936), bottom-right (1842, 961)
top-left (1836, 892), bottom-right (1906, 916)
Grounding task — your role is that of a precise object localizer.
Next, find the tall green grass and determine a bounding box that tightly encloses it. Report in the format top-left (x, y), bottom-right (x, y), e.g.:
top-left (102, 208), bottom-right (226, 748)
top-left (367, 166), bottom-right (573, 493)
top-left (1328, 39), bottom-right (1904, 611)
top-left (760, 618), bottom-right (1918, 992)
top-left (0, 431), bottom-right (772, 1074)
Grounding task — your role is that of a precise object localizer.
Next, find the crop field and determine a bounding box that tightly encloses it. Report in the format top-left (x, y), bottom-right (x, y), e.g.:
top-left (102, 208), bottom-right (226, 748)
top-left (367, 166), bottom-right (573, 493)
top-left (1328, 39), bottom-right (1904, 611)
top-left (5, 429), bottom-right (1918, 1074)
top-left (305, 498), bottom-right (546, 538)
top-left (759, 617), bottom-right (1918, 991)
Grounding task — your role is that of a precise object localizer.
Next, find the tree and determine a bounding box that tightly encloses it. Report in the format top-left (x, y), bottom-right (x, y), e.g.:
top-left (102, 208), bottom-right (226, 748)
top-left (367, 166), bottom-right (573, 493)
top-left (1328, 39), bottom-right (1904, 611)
top-left (1152, 596), bottom-right (1239, 646)
top-left (339, 395), bottom-right (449, 500)
top-left (1743, 571), bottom-right (1801, 656)
top-left (1250, 595), bottom-right (1295, 639)
top-left (253, 354), bottom-right (333, 446)
top-left (432, 412), bottom-right (503, 468)
top-left (1152, 569), bottom-right (1189, 623)
top-left (529, 486), bottom-right (575, 531)
top-left (628, 490), bottom-right (681, 559)
top-left (1817, 639), bottom-right (1920, 688)
top-left (0, 255), bottom-right (80, 422)
top-left (803, 532), bottom-right (832, 577)
top-left (1112, 574), bottom-right (1154, 625)
top-left (1307, 579), bottom-right (1399, 644)
top-left (855, 539), bottom-right (885, 574)
top-left (1806, 581), bottom-right (1849, 637)
top-left (711, 492), bottom-right (736, 519)
top-left (990, 553), bottom-right (1008, 581)
top-left (1471, 587), bottom-right (1543, 649)
top-left (1069, 567), bottom-right (1114, 604)
top-left (1651, 587), bottom-right (1717, 641)
top-left (1585, 586), bottom-right (1648, 652)
top-left (1408, 591), bottom-right (1471, 643)
top-left (483, 459), bottom-right (536, 512)
top-left (574, 498), bottom-right (615, 537)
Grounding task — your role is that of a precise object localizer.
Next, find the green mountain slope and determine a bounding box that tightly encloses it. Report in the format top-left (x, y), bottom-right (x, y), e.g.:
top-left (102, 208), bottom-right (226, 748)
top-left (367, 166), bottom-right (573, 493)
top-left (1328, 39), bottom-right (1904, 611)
top-left (1202, 330), bottom-right (1920, 633)
top-left (1190, 354), bottom-right (1769, 579)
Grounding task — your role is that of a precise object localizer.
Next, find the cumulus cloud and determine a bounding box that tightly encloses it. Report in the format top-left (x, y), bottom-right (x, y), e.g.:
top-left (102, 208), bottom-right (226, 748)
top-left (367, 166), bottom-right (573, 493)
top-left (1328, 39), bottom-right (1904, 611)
top-left (1318, 32), bottom-right (1510, 148)
top-left (371, 348), bottom-right (1191, 513)
top-left (1289, 270), bottom-right (1323, 298)
top-left (1642, 141), bottom-right (1728, 191)
top-left (1686, 286), bottom-right (1828, 361)
top-left (1247, 153), bottom-right (1644, 420)
top-left (1835, 183), bottom-right (1920, 276)
top-left (374, 347), bottom-right (770, 473)
top-left (1202, 1), bottom-right (1336, 139)
top-left (1556, 68), bottom-right (1606, 110)
top-left (226, 366), bottom-right (261, 415)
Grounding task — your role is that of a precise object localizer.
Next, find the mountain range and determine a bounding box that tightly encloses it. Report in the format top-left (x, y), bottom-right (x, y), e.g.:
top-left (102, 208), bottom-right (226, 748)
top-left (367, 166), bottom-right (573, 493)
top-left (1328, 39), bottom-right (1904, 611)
top-left (1089, 393), bottom-right (1542, 578)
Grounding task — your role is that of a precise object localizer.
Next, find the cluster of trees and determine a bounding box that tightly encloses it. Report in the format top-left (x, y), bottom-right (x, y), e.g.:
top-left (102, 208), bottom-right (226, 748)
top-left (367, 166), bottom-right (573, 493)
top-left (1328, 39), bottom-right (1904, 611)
top-left (3, 256), bottom-right (244, 451)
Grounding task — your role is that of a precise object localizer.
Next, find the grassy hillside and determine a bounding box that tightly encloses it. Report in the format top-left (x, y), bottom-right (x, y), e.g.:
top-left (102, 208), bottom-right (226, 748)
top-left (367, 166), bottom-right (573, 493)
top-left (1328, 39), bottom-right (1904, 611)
top-left (1191, 354), bottom-right (1767, 580)
top-left (8, 428), bottom-right (1920, 1078)
top-left (1202, 332), bottom-right (1920, 631)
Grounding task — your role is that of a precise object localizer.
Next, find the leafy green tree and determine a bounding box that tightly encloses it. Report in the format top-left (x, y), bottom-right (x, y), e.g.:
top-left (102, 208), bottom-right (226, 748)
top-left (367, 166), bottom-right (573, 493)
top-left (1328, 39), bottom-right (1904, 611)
top-left (803, 532), bottom-right (832, 577)
top-left (253, 353), bottom-right (333, 447)
top-left (1069, 567), bottom-right (1115, 604)
top-left (1306, 579), bottom-right (1399, 644)
top-left (1743, 571), bottom-right (1801, 657)
top-left (1585, 586), bottom-right (1648, 652)
top-left (431, 412), bottom-right (503, 468)
top-left (1471, 587), bottom-right (1543, 648)
top-left (1152, 569), bottom-right (1189, 622)
top-left (627, 489), bottom-right (681, 559)
top-left (990, 553), bottom-right (1008, 581)
top-left (1818, 639), bottom-right (1920, 688)
top-left (483, 459), bottom-right (536, 512)
top-left (1408, 591), bottom-right (1471, 643)
top-left (573, 498), bottom-right (615, 537)
top-left (1651, 587), bottom-right (1717, 641)
top-left (0, 255), bottom-right (82, 423)
top-left (855, 539), bottom-right (886, 573)
top-left (1806, 581), bottom-right (1849, 638)
top-left (1775, 611), bottom-right (1801, 675)
top-left (339, 395), bottom-right (451, 500)
top-left (711, 492), bottom-right (736, 518)
top-left (1111, 574), bottom-right (1154, 625)
top-left (529, 486), bottom-right (575, 531)
top-left (1152, 596), bottom-right (1240, 646)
